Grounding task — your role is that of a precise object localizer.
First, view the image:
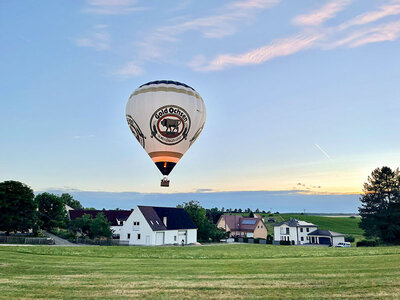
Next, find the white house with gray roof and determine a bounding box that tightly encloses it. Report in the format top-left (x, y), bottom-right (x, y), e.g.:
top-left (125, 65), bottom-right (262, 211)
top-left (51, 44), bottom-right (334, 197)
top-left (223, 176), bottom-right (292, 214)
top-left (307, 229), bottom-right (345, 246)
top-left (274, 218), bottom-right (346, 246)
top-left (273, 218), bottom-right (318, 245)
top-left (119, 206), bottom-right (197, 246)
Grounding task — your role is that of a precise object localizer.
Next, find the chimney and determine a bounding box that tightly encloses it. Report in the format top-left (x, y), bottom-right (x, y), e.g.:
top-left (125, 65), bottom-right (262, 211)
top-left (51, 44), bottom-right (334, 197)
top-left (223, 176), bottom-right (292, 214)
top-left (163, 216), bottom-right (167, 227)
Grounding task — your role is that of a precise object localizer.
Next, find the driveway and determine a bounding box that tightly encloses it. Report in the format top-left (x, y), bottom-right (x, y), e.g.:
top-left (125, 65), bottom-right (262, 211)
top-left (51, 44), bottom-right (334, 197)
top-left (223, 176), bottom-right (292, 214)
top-left (43, 231), bottom-right (76, 246)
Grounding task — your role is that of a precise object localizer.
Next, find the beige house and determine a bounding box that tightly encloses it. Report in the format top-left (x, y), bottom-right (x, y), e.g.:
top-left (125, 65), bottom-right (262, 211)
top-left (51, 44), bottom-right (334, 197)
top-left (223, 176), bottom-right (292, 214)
top-left (217, 215), bottom-right (267, 238)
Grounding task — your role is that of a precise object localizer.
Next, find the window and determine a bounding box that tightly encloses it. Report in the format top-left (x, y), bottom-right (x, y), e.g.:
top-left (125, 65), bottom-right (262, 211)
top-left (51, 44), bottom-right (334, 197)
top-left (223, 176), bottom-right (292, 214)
top-left (286, 228), bottom-right (289, 234)
top-left (306, 228), bottom-right (309, 232)
top-left (258, 226), bottom-right (260, 228)
top-left (127, 233), bottom-right (130, 239)
top-left (137, 234), bottom-right (141, 240)
top-left (300, 228), bottom-right (303, 232)
top-left (261, 226), bottom-right (263, 228)
top-left (174, 236), bottom-right (177, 241)
top-left (301, 237), bottom-right (304, 241)
top-left (133, 221), bottom-right (140, 226)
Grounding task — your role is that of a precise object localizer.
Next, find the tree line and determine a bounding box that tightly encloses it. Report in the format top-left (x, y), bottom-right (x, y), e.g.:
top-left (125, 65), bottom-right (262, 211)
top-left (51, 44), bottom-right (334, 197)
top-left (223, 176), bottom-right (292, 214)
top-left (0, 181), bottom-right (112, 239)
top-left (2, 165), bottom-right (400, 245)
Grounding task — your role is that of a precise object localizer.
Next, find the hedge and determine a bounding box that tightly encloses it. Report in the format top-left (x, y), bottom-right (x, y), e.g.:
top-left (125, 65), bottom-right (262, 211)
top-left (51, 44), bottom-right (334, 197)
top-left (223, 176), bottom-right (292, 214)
top-left (356, 240), bottom-right (377, 247)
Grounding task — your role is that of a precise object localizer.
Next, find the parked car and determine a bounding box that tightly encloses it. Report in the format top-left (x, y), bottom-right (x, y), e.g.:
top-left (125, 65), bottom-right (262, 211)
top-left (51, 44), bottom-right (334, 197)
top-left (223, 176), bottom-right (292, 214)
top-left (335, 242), bottom-right (351, 248)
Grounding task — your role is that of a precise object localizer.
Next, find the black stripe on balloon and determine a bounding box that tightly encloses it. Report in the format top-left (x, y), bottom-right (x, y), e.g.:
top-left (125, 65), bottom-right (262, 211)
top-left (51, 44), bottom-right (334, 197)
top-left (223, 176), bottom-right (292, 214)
top-left (139, 80), bottom-right (195, 91)
top-left (155, 162), bottom-right (176, 176)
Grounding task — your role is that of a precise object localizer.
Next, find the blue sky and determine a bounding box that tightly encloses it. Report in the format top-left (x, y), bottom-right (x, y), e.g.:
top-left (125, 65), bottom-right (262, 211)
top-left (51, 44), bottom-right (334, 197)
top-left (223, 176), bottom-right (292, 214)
top-left (1, 0), bottom-right (399, 210)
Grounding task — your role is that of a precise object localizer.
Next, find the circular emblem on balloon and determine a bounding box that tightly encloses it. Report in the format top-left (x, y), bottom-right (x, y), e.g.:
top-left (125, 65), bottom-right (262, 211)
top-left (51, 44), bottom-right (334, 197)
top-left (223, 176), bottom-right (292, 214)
top-left (150, 105), bottom-right (191, 145)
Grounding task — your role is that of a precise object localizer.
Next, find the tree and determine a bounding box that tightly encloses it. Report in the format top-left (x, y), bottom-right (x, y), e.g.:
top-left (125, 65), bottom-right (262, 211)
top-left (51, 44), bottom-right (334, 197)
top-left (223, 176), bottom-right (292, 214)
top-left (0, 181), bottom-right (37, 235)
top-left (179, 201), bottom-right (228, 242)
top-left (35, 193), bottom-right (67, 230)
top-left (249, 211), bottom-right (254, 218)
top-left (90, 213), bottom-right (112, 239)
top-left (60, 193), bottom-right (83, 210)
top-left (206, 207), bottom-right (224, 224)
top-left (70, 214), bottom-right (92, 237)
top-left (359, 166), bottom-right (400, 244)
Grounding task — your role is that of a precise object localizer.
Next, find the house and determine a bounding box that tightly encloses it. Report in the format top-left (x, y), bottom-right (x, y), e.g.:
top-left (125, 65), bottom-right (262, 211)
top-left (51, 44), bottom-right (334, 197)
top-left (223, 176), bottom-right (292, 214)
top-left (217, 215), bottom-right (267, 238)
top-left (119, 206), bottom-right (197, 246)
top-left (273, 218), bottom-right (318, 245)
top-left (68, 209), bottom-right (132, 238)
top-left (307, 229), bottom-right (345, 246)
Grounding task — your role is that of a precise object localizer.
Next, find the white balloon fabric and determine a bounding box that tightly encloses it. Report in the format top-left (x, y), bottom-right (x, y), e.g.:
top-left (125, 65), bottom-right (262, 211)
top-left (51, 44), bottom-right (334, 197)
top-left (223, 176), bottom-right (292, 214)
top-left (126, 80), bottom-right (206, 181)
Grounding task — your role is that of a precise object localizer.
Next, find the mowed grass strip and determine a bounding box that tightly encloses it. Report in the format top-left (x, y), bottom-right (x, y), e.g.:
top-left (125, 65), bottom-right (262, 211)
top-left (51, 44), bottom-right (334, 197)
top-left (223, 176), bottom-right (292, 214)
top-left (0, 245), bottom-right (399, 299)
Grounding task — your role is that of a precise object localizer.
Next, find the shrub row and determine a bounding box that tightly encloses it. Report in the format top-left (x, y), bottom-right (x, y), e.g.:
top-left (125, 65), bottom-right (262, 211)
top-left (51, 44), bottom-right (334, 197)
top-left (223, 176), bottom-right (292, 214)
top-left (356, 240), bottom-right (377, 247)
top-left (279, 240), bottom-right (291, 245)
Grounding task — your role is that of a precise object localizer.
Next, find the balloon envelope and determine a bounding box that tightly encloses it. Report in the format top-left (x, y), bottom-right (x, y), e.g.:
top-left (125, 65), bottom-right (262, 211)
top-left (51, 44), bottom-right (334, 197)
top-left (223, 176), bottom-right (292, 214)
top-left (126, 80), bottom-right (206, 178)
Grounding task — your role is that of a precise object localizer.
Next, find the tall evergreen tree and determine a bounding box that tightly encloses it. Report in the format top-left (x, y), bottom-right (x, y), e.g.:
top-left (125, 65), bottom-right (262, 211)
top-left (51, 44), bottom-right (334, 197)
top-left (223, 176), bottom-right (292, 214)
top-left (359, 166), bottom-right (400, 244)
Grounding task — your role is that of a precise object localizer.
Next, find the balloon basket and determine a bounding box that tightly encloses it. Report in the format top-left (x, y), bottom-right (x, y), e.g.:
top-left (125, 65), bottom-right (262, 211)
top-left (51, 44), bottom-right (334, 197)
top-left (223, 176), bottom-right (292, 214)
top-left (161, 178), bottom-right (170, 187)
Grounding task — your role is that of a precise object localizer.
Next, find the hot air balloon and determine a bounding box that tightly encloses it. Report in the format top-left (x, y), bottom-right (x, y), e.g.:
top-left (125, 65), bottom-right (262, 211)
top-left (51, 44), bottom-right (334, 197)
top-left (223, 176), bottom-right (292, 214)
top-left (126, 80), bottom-right (206, 187)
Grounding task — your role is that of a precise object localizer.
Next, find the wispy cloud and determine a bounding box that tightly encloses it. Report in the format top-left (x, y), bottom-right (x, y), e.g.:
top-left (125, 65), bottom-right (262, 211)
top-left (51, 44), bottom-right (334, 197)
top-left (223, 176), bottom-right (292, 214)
top-left (339, 1), bottom-right (400, 30)
top-left (190, 34), bottom-right (320, 71)
top-left (293, 0), bottom-right (353, 27)
top-left (314, 144), bottom-right (331, 160)
top-left (73, 25), bottom-right (110, 51)
top-left (83, 0), bottom-right (145, 15)
top-left (189, 0), bottom-right (400, 72)
top-left (131, 0), bottom-right (281, 71)
top-left (114, 61), bottom-right (144, 77)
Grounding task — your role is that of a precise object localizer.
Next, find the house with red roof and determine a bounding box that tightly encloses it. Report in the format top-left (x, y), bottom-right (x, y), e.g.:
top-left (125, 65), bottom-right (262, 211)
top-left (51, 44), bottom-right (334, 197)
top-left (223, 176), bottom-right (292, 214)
top-left (216, 214), bottom-right (267, 239)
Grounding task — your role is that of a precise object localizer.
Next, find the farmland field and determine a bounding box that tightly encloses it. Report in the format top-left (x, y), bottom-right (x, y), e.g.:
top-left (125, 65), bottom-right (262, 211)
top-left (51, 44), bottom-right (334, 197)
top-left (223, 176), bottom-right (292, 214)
top-left (1, 245), bottom-right (400, 299)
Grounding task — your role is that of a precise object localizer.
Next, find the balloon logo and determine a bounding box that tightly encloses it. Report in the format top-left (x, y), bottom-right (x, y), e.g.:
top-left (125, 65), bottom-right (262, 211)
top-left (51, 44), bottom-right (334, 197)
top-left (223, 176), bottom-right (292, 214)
top-left (126, 80), bottom-right (206, 187)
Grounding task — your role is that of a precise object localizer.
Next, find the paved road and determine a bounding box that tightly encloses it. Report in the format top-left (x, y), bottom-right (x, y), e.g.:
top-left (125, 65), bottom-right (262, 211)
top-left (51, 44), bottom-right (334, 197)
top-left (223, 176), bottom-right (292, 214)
top-left (43, 231), bottom-right (76, 246)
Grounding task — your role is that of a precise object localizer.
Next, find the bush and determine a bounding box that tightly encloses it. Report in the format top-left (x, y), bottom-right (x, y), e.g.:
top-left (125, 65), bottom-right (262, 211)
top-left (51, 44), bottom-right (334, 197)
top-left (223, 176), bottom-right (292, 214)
top-left (345, 235), bottom-right (355, 243)
top-left (266, 235), bottom-right (273, 244)
top-left (51, 228), bottom-right (76, 240)
top-left (349, 216), bottom-right (356, 219)
top-left (243, 237), bottom-right (248, 243)
top-left (356, 240), bottom-right (377, 247)
top-left (280, 240), bottom-right (291, 245)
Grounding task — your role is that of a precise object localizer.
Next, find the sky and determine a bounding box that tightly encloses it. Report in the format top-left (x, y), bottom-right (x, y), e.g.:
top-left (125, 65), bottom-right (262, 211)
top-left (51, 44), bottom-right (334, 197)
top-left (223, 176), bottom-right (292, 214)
top-left (1, 0), bottom-right (400, 211)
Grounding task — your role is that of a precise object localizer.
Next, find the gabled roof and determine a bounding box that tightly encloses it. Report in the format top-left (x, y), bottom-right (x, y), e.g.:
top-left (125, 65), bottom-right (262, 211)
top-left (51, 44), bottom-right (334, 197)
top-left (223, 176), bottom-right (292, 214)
top-left (308, 229), bottom-right (345, 237)
top-left (138, 206), bottom-right (197, 231)
top-left (273, 218), bottom-right (317, 227)
top-left (220, 215), bottom-right (264, 232)
top-left (68, 210), bottom-right (132, 226)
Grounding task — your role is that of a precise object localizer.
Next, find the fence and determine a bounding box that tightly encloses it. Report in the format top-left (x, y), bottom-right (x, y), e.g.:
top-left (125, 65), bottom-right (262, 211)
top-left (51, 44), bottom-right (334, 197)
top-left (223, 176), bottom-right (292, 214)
top-left (0, 236), bottom-right (54, 245)
top-left (74, 238), bottom-right (129, 246)
top-left (235, 237), bottom-right (271, 244)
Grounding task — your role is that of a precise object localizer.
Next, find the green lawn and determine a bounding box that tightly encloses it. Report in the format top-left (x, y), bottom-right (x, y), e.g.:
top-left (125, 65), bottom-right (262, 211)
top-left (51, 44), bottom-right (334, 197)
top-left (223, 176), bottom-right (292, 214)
top-left (1, 244), bottom-right (400, 299)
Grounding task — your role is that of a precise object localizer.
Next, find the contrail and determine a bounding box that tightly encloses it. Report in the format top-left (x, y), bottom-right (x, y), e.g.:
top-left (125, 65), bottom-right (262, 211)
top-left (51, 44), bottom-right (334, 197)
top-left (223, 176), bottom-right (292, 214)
top-left (314, 144), bottom-right (331, 160)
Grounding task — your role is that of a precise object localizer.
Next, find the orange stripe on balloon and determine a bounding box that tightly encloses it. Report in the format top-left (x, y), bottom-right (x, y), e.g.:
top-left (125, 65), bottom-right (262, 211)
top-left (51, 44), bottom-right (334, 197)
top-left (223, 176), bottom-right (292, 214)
top-left (151, 156), bottom-right (180, 163)
top-left (148, 151), bottom-right (183, 159)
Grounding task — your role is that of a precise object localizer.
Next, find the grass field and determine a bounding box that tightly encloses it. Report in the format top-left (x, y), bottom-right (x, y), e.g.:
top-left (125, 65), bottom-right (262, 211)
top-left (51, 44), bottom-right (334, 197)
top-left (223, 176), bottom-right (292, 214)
top-left (1, 244), bottom-right (400, 299)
